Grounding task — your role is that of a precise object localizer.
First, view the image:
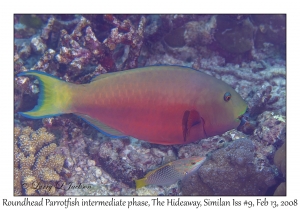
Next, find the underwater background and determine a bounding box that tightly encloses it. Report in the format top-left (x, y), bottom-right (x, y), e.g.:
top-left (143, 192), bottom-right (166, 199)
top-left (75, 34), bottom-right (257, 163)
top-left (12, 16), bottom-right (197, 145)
top-left (13, 14), bottom-right (286, 196)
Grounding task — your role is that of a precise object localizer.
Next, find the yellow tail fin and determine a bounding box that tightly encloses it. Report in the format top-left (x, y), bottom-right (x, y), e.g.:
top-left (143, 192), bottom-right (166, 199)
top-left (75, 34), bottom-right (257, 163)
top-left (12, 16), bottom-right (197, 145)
top-left (135, 178), bottom-right (147, 189)
top-left (18, 71), bottom-right (74, 119)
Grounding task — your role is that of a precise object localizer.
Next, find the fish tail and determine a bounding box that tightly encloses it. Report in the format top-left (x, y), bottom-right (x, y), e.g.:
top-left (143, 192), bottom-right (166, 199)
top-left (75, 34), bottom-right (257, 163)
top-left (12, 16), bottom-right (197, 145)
top-left (18, 71), bottom-right (74, 119)
top-left (135, 178), bottom-right (147, 189)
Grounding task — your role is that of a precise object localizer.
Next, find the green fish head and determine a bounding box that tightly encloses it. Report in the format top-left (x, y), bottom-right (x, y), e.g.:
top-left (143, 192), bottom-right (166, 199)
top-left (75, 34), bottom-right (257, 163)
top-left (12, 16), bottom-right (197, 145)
top-left (199, 80), bottom-right (248, 137)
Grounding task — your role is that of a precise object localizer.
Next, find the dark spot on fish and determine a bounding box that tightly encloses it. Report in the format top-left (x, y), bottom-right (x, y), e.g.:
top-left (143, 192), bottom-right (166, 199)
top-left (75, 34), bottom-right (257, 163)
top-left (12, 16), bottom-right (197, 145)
top-left (224, 92), bottom-right (231, 101)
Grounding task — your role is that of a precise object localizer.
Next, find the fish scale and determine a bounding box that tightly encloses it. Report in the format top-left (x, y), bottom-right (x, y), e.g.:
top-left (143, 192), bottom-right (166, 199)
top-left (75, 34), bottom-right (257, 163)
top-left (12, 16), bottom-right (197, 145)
top-left (135, 156), bottom-right (206, 188)
top-left (18, 66), bottom-right (247, 145)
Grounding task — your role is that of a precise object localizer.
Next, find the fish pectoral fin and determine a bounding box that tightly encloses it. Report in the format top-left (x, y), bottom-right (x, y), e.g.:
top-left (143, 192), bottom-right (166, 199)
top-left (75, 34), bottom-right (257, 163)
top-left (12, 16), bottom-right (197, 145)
top-left (182, 110), bottom-right (204, 142)
top-left (75, 113), bottom-right (125, 138)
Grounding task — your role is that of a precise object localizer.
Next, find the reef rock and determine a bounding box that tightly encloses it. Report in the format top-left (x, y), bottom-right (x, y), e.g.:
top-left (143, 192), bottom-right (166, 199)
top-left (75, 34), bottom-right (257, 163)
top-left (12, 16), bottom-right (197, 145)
top-left (181, 138), bottom-right (277, 195)
top-left (214, 15), bottom-right (254, 54)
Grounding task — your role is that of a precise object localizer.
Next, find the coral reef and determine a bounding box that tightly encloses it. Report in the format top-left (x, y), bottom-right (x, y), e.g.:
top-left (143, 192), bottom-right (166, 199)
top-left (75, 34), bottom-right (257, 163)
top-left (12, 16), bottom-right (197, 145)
top-left (181, 138), bottom-right (277, 195)
top-left (14, 14), bottom-right (286, 196)
top-left (14, 126), bottom-right (66, 195)
top-left (253, 111), bottom-right (286, 146)
top-left (89, 137), bottom-right (177, 188)
top-left (214, 15), bottom-right (254, 54)
top-left (251, 15), bottom-right (286, 47)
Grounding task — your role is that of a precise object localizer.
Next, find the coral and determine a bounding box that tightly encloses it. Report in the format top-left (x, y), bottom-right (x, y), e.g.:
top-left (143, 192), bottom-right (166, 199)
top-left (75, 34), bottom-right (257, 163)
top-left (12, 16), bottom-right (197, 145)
top-left (91, 138), bottom-right (177, 187)
top-left (15, 39), bottom-right (32, 60)
top-left (56, 28), bottom-right (92, 77)
top-left (27, 16), bottom-right (54, 54)
top-left (247, 85), bottom-right (282, 117)
top-left (103, 15), bottom-right (146, 70)
top-left (13, 43), bottom-right (28, 75)
top-left (14, 126), bottom-right (66, 195)
top-left (253, 111), bottom-right (286, 146)
top-left (31, 49), bottom-right (57, 73)
top-left (60, 132), bottom-right (137, 196)
top-left (177, 129), bottom-right (248, 159)
top-left (54, 15), bottom-right (147, 82)
top-left (182, 138), bottom-right (277, 195)
top-left (56, 26), bottom-right (106, 82)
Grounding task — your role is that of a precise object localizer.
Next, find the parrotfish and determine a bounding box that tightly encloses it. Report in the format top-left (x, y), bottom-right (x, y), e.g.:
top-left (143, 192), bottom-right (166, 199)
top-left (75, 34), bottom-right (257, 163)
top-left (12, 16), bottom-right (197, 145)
top-left (135, 156), bottom-right (206, 189)
top-left (18, 66), bottom-right (247, 145)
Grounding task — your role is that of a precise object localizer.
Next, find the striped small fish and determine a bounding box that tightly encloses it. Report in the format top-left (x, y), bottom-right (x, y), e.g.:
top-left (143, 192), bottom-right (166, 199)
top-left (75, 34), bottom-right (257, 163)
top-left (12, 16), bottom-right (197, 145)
top-left (135, 156), bottom-right (206, 189)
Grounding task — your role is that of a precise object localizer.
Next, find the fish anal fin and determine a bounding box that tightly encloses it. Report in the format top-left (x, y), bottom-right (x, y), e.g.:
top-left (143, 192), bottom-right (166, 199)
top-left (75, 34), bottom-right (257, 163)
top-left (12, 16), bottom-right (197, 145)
top-left (75, 113), bottom-right (125, 138)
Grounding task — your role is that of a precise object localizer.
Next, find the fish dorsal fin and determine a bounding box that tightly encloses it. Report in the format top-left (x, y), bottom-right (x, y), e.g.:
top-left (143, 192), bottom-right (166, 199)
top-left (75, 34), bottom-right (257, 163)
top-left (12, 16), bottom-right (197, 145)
top-left (90, 72), bottom-right (122, 82)
top-left (145, 162), bottom-right (173, 178)
top-left (75, 113), bottom-right (126, 138)
top-left (182, 110), bottom-right (202, 142)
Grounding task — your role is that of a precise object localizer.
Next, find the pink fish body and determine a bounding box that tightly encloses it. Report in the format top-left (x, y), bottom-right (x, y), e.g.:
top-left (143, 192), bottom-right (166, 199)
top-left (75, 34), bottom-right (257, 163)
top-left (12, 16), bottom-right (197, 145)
top-left (18, 66), bottom-right (247, 145)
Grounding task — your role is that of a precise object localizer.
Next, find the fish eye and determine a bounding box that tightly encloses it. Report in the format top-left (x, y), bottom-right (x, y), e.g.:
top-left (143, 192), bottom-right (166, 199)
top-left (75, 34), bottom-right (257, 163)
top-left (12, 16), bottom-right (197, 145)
top-left (224, 92), bottom-right (231, 102)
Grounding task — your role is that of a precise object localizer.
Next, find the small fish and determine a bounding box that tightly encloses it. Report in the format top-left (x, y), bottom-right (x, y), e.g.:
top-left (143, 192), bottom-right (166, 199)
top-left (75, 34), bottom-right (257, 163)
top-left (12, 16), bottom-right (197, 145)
top-left (135, 156), bottom-right (206, 189)
top-left (17, 66), bottom-right (247, 145)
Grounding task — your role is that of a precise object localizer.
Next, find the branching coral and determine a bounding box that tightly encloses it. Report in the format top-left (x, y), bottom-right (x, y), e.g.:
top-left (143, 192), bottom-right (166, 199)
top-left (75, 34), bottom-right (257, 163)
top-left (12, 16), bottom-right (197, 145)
top-left (56, 28), bottom-right (92, 78)
top-left (54, 15), bottom-right (146, 82)
top-left (14, 44), bottom-right (28, 75)
top-left (31, 49), bottom-right (57, 73)
top-left (103, 15), bottom-right (146, 70)
top-left (248, 85), bottom-right (281, 117)
top-left (14, 126), bottom-right (65, 195)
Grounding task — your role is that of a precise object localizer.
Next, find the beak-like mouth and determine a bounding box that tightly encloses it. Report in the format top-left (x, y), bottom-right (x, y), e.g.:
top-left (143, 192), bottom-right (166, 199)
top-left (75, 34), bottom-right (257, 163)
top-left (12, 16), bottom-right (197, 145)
top-left (237, 107), bottom-right (249, 127)
top-left (238, 115), bottom-right (247, 127)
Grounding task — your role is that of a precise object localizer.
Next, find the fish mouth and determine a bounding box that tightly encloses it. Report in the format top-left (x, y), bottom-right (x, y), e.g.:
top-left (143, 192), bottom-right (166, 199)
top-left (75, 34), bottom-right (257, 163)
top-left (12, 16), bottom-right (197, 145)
top-left (237, 115), bottom-right (246, 127)
top-left (237, 108), bottom-right (249, 127)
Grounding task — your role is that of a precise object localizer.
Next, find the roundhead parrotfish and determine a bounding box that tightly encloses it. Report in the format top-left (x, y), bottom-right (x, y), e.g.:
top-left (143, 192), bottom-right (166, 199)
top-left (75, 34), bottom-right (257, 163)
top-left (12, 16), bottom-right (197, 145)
top-left (135, 156), bottom-right (206, 189)
top-left (18, 66), bottom-right (247, 145)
